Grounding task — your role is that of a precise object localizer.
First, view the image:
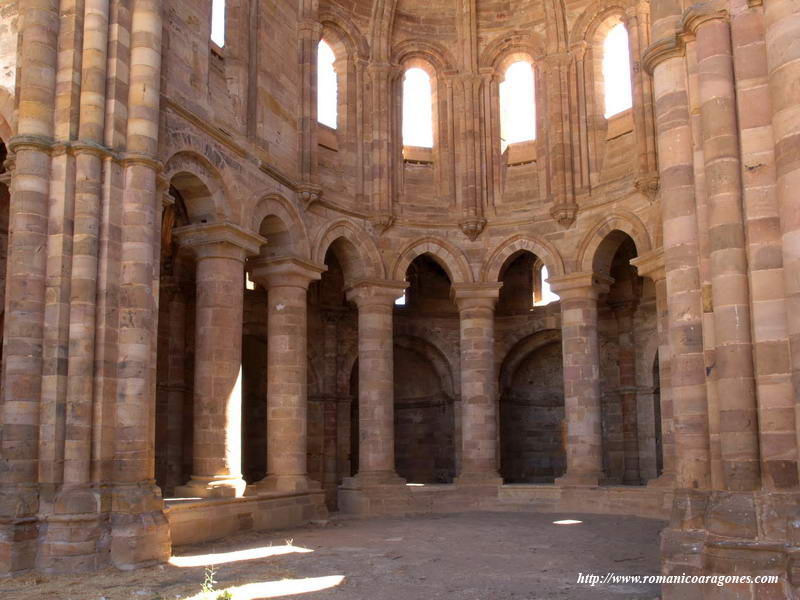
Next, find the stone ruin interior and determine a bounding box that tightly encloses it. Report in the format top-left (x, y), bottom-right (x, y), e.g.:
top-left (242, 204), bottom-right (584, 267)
top-left (0, 0), bottom-right (799, 598)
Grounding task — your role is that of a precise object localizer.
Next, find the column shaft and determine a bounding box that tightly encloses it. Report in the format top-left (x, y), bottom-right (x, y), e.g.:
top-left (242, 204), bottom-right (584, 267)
top-left (0, 0), bottom-right (59, 577)
top-left (694, 15), bottom-right (760, 491)
top-left (175, 242), bottom-right (249, 498)
top-left (62, 0), bottom-right (111, 487)
top-left (765, 0), bottom-right (800, 487)
top-left (453, 284), bottom-right (501, 484)
top-left (648, 49), bottom-right (711, 490)
top-left (110, 0), bottom-right (170, 571)
top-left (344, 282), bottom-right (406, 486)
top-left (250, 257), bottom-right (322, 493)
top-left (551, 275), bottom-right (608, 486)
top-left (267, 284), bottom-right (310, 489)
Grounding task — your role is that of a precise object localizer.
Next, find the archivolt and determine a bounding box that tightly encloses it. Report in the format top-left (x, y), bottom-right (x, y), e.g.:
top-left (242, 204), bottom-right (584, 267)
top-left (392, 39), bottom-right (457, 75)
top-left (163, 151), bottom-right (231, 224)
top-left (482, 235), bottom-right (566, 283)
top-left (248, 192), bottom-right (311, 259)
top-left (570, 0), bottom-right (629, 46)
top-left (479, 30), bottom-right (546, 70)
top-left (312, 219), bottom-right (385, 281)
top-left (392, 237), bottom-right (474, 283)
top-left (576, 211), bottom-right (653, 274)
top-left (319, 4), bottom-right (370, 60)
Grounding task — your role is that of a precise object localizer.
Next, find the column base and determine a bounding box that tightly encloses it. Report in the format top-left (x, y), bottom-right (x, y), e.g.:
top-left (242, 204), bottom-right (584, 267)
top-left (338, 471), bottom-right (410, 516)
top-left (555, 472), bottom-right (602, 487)
top-left (247, 474), bottom-right (319, 495)
top-left (660, 489), bottom-right (800, 599)
top-left (340, 471), bottom-right (407, 490)
top-left (38, 486), bottom-right (108, 574)
top-left (454, 472), bottom-right (503, 487)
top-left (0, 485), bottom-right (39, 576)
top-left (174, 475), bottom-right (247, 499)
top-left (109, 483), bottom-right (171, 571)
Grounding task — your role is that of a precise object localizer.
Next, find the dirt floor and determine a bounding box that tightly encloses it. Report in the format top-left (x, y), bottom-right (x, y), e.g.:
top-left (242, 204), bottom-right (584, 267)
top-left (1, 511), bottom-right (665, 600)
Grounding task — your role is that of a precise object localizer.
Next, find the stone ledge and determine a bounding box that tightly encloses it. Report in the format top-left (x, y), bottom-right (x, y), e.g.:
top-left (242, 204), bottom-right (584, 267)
top-left (338, 482), bottom-right (672, 521)
top-left (164, 490), bottom-right (327, 547)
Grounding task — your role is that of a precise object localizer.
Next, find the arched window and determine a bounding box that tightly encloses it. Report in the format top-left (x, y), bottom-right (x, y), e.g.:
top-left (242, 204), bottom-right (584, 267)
top-left (500, 61), bottom-right (536, 152)
top-left (317, 40), bottom-right (338, 128)
top-left (602, 23), bottom-right (633, 118)
top-left (534, 265), bottom-right (559, 306)
top-left (211, 0), bottom-right (225, 47)
top-left (402, 68), bottom-right (433, 148)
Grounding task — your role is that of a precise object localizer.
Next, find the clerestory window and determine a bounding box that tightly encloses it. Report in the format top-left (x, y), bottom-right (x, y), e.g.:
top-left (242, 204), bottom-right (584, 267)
top-left (317, 40), bottom-right (338, 129)
top-left (500, 61), bottom-right (536, 152)
top-left (402, 68), bottom-right (434, 148)
top-left (603, 23), bottom-right (633, 118)
top-left (211, 0), bottom-right (225, 47)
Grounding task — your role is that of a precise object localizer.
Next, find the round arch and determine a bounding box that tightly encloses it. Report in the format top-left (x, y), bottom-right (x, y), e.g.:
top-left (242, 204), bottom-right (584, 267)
top-left (319, 6), bottom-right (369, 60)
top-left (576, 211), bottom-right (653, 274)
top-left (312, 219), bottom-right (385, 281)
top-left (392, 39), bottom-right (457, 76)
top-left (163, 151), bottom-right (232, 224)
top-left (392, 237), bottom-right (474, 284)
top-left (570, 0), bottom-right (628, 47)
top-left (479, 30), bottom-right (546, 71)
top-left (248, 193), bottom-right (311, 259)
top-left (482, 235), bottom-right (565, 283)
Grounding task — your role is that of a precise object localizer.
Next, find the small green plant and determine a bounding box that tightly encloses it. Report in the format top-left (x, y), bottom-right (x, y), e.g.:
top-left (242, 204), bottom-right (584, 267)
top-left (200, 565), bottom-right (233, 599)
top-left (201, 565), bottom-right (218, 594)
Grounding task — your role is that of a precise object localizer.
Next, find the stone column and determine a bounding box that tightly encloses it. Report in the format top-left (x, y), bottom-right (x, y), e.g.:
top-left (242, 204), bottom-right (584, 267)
top-left (632, 249), bottom-right (676, 486)
top-left (452, 283), bottom-right (503, 485)
top-left (765, 0), bottom-right (800, 481)
top-left (249, 257), bottom-right (324, 493)
top-left (687, 7), bottom-right (761, 492)
top-left (0, 0), bottom-right (59, 577)
top-left (62, 0), bottom-right (111, 489)
top-left (343, 280), bottom-right (407, 486)
top-left (111, 0), bottom-right (170, 570)
top-left (173, 223), bottom-right (263, 498)
top-left (550, 273), bottom-right (611, 487)
top-left (613, 300), bottom-right (641, 485)
top-left (644, 36), bottom-right (711, 492)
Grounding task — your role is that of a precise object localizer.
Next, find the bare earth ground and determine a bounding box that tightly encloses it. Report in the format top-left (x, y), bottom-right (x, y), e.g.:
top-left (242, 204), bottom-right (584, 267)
top-left (0, 511), bottom-right (665, 600)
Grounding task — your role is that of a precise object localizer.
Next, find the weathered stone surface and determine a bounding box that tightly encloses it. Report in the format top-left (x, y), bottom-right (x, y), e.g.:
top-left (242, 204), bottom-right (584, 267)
top-left (0, 1), bottom-right (798, 596)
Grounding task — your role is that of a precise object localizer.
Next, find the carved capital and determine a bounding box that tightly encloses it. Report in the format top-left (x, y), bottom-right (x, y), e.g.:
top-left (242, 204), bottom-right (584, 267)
top-left (368, 213), bottom-right (395, 236)
top-left (642, 36), bottom-right (686, 75)
top-left (631, 248), bottom-right (665, 283)
top-left (635, 174), bottom-right (660, 201)
top-left (459, 217), bottom-right (487, 241)
top-left (297, 182), bottom-right (323, 210)
top-left (682, 1), bottom-right (729, 35)
top-left (550, 202), bottom-right (578, 228)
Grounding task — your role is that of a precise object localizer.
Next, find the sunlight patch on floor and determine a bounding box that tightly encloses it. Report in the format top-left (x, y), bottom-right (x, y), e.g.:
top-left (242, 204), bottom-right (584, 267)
top-left (170, 544), bottom-right (314, 568)
top-left (182, 575), bottom-right (346, 599)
